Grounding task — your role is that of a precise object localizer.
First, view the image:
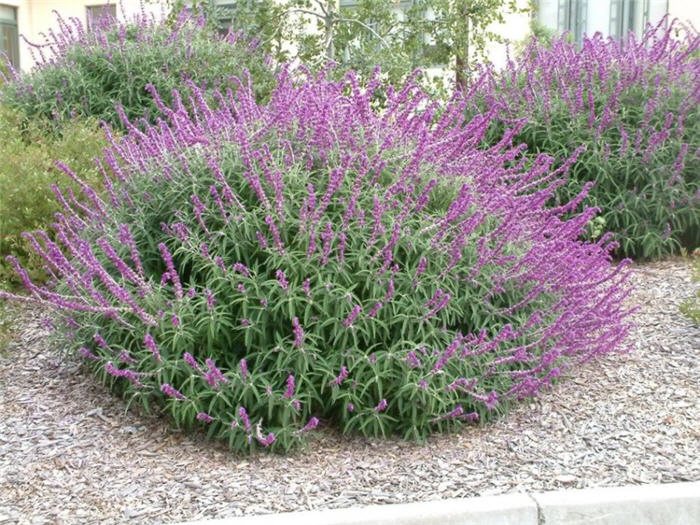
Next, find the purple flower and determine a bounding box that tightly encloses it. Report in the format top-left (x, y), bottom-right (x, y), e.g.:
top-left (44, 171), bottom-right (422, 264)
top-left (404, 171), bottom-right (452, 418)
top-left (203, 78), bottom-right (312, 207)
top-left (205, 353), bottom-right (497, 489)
top-left (79, 347), bottom-right (99, 360)
top-left (93, 333), bottom-right (108, 349)
top-left (119, 350), bottom-right (136, 363)
top-left (276, 269), bottom-right (289, 291)
top-left (374, 399), bottom-right (388, 412)
top-left (405, 351), bottom-right (421, 368)
top-left (143, 333), bottom-right (161, 362)
top-left (299, 416), bottom-right (319, 434)
top-left (292, 317), bottom-right (304, 348)
top-left (330, 366), bottom-right (348, 386)
top-left (161, 383), bottom-right (186, 400)
top-left (347, 403), bottom-right (355, 413)
top-left (367, 301), bottom-right (383, 318)
top-left (183, 352), bottom-right (199, 371)
top-left (204, 289), bottom-right (215, 311)
top-left (238, 406), bottom-right (251, 432)
top-left (196, 412), bottom-right (213, 423)
top-left (256, 432), bottom-right (276, 447)
top-left (284, 374), bottom-right (295, 398)
top-left (342, 305), bottom-right (362, 327)
top-left (232, 262), bottom-right (250, 277)
top-left (239, 359), bottom-right (248, 382)
top-left (205, 358), bottom-right (228, 386)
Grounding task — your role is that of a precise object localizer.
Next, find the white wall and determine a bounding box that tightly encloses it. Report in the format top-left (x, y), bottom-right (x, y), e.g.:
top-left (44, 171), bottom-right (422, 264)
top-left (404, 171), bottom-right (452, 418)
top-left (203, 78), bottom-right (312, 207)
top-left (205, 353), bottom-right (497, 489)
top-left (668, 0), bottom-right (700, 28)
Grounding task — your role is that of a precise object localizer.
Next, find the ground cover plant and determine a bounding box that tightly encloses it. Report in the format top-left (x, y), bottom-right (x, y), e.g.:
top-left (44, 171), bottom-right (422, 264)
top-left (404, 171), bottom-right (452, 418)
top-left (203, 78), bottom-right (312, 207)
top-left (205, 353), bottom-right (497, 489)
top-left (1, 8), bottom-right (274, 129)
top-left (468, 18), bottom-right (699, 259)
top-left (0, 66), bottom-right (635, 453)
top-left (0, 105), bottom-right (107, 287)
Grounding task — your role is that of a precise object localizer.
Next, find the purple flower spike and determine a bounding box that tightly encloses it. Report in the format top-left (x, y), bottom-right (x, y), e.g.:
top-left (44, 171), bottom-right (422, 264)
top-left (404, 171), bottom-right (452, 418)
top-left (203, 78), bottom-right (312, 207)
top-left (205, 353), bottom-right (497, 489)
top-left (239, 359), bottom-right (248, 382)
top-left (143, 333), bottom-right (161, 362)
top-left (374, 399), bottom-right (388, 412)
top-left (292, 317), bottom-right (304, 348)
top-left (299, 416), bottom-right (319, 434)
top-left (79, 347), bottom-right (99, 360)
top-left (343, 305), bottom-right (362, 327)
top-left (284, 374), bottom-right (295, 398)
top-left (183, 352), bottom-right (200, 371)
top-left (238, 406), bottom-right (251, 432)
top-left (204, 289), bottom-right (215, 311)
top-left (161, 383), bottom-right (186, 400)
top-left (257, 432), bottom-right (276, 447)
top-left (196, 412), bottom-right (213, 423)
top-left (331, 366), bottom-right (348, 386)
top-left (276, 269), bottom-right (289, 292)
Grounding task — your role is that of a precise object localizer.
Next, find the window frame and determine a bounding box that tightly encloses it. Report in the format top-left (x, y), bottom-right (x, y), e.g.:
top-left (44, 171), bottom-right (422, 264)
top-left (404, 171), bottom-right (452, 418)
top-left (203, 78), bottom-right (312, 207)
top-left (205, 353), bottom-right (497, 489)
top-left (0, 4), bottom-right (19, 69)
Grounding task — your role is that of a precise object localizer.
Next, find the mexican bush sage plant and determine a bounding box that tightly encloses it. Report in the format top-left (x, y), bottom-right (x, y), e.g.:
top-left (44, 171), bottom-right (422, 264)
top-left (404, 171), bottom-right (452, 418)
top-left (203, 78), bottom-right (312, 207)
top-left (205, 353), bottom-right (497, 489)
top-left (1, 8), bottom-right (275, 128)
top-left (1, 68), bottom-right (633, 452)
top-left (468, 18), bottom-right (699, 259)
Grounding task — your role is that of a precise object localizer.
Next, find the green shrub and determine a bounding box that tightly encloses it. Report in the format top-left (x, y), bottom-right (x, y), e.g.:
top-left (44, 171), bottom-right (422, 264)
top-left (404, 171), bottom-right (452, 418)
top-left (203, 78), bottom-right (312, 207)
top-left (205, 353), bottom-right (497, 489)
top-left (0, 106), bottom-right (108, 287)
top-left (470, 20), bottom-right (699, 259)
top-left (2, 10), bottom-right (275, 129)
top-left (0, 72), bottom-right (632, 452)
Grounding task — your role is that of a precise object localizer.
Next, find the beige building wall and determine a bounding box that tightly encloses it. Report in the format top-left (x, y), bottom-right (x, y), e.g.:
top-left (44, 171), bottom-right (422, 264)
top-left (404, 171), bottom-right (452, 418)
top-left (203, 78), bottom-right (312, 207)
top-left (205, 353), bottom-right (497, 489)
top-left (668, 0), bottom-right (700, 28)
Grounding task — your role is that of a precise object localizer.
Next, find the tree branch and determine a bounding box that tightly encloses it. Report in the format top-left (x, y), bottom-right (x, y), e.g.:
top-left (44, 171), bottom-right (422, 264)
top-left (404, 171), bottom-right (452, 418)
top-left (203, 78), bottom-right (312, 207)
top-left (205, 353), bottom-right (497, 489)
top-left (336, 17), bottom-right (392, 50)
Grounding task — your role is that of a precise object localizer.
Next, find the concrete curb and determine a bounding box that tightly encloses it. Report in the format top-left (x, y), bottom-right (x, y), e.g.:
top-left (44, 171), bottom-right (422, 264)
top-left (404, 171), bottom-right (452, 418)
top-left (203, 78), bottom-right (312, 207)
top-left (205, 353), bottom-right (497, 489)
top-left (177, 481), bottom-right (699, 525)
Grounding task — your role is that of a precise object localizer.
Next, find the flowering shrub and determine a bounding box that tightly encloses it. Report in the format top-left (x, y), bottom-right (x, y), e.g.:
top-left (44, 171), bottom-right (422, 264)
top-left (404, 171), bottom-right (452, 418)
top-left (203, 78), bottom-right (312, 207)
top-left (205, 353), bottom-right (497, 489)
top-left (470, 19), bottom-right (699, 259)
top-left (1, 9), bottom-right (274, 128)
top-left (0, 69), bottom-right (633, 452)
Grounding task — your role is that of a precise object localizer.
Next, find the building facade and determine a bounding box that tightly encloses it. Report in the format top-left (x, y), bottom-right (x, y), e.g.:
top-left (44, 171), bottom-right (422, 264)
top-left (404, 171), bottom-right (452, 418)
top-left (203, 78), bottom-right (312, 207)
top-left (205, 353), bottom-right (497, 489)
top-left (536, 0), bottom-right (699, 44)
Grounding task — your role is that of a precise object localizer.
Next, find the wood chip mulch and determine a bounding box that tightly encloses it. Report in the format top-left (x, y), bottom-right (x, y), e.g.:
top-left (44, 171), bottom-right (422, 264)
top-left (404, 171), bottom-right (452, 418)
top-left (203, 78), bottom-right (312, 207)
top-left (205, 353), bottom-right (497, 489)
top-left (0, 260), bottom-right (698, 525)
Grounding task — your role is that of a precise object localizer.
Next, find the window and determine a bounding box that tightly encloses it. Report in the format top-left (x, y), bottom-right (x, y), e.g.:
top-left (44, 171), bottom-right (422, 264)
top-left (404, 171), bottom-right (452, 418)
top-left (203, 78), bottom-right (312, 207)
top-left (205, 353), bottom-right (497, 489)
top-left (609, 0), bottom-right (649, 39)
top-left (557, 0), bottom-right (588, 44)
top-left (86, 4), bottom-right (117, 31)
top-left (0, 4), bottom-right (19, 69)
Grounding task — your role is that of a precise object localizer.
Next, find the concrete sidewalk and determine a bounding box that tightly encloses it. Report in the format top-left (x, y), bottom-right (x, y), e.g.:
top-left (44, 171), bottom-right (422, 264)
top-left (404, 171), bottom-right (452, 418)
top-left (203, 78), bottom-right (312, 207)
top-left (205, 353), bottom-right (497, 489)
top-left (178, 481), bottom-right (699, 525)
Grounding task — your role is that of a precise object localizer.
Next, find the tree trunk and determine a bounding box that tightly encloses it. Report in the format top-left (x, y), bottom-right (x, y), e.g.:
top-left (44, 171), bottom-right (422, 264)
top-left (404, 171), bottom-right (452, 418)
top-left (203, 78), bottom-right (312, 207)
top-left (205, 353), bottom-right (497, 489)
top-left (455, 15), bottom-right (469, 91)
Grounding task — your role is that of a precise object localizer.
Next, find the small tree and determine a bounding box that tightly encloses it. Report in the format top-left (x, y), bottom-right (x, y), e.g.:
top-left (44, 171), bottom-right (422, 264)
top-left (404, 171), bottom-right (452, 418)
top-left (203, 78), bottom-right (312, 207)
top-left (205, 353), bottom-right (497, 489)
top-left (406, 0), bottom-right (530, 89)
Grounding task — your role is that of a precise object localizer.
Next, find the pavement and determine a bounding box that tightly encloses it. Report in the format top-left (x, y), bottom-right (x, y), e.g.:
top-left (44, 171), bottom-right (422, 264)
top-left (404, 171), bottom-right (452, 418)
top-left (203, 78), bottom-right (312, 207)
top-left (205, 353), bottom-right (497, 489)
top-left (176, 481), bottom-right (700, 525)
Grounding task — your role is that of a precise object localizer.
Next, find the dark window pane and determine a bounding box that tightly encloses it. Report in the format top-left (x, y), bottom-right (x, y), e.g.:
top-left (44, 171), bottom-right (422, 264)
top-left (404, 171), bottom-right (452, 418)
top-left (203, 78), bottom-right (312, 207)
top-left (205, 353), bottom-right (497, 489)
top-left (0, 4), bottom-right (18, 69)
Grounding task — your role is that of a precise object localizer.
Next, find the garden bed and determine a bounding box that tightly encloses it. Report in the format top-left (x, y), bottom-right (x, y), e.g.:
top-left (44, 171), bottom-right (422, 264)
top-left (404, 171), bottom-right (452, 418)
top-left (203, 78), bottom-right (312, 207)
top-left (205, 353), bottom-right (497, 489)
top-left (0, 260), bottom-right (698, 525)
